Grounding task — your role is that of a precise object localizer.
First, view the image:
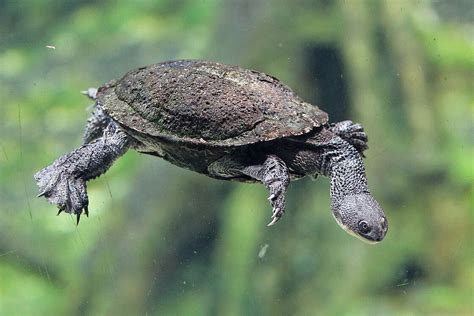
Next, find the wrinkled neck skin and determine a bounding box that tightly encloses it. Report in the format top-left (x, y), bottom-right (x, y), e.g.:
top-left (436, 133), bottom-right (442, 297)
top-left (273, 128), bottom-right (387, 242)
top-left (304, 131), bottom-right (387, 243)
top-left (319, 138), bottom-right (370, 199)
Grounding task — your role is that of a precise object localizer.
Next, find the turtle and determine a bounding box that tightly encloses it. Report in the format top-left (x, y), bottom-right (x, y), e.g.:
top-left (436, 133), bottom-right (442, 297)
top-left (34, 60), bottom-right (388, 243)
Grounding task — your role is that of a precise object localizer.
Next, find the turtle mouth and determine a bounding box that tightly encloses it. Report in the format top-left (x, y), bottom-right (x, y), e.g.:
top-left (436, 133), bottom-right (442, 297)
top-left (343, 224), bottom-right (380, 244)
top-left (357, 233), bottom-right (381, 244)
top-left (332, 213), bottom-right (380, 244)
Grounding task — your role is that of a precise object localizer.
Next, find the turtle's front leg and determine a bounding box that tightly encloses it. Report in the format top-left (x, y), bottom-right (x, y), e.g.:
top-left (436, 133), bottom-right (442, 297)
top-left (209, 155), bottom-right (290, 226)
top-left (330, 120), bottom-right (368, 155)
top-left (34, 123), bottom-right (131, 223)
top-left (243, 155), bottom-right (290, 226)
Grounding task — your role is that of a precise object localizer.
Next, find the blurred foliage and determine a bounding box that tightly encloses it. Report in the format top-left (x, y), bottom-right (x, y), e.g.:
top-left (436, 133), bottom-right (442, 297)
top-left (0, 0), bottom-right (472, 315)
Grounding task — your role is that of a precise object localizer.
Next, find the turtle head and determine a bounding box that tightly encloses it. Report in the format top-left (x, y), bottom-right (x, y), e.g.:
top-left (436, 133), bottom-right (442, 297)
top-left (331, 193), bottom-right (388, 243)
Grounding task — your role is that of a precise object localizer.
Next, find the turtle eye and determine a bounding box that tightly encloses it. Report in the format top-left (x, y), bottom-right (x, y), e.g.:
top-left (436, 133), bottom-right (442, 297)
top-left (358, 220), bottom-right (371, 234)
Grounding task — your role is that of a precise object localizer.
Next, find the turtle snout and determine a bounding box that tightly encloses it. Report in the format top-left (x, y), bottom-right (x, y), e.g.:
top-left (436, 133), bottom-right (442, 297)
top-left (381, 216), bottom-right (388, 230)
top-left (375, 216), bottom-right (388, 241)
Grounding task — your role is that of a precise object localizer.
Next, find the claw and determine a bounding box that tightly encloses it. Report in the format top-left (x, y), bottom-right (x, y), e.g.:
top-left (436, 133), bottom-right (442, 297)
top-left (84, 206), bottom-right (89, 217)
top-left (57, 208), bottom-right (64, 216)
top-left (76, 213), bottom-right (81, 225)
top-left (268, 194), bottom-right (276, 201)
top-left (267, 208), bottom-right (283, 226)
top-left (37, 191), bottom-right (47, 198)
top-left (267, 216), bottom-right (280, 226)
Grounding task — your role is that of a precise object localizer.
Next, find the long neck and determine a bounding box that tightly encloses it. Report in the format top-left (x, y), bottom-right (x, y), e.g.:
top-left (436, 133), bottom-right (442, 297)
top-left (319, 137), bottom-right (369, 199)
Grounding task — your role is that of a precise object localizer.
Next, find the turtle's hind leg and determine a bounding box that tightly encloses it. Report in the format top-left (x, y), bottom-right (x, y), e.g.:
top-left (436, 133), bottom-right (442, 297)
top-left (35, 123), bottom-right (131, 223)
top-left (81, 87), bottom-right (112, 144)
top-left (83, 107), bottom-right (111, 144)
top-left (209, 154), bottom-right (290, 226)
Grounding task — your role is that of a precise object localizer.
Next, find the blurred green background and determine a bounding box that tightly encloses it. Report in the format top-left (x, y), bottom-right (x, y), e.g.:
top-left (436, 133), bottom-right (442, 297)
top-left (0, 0), bottom-right (472, 315)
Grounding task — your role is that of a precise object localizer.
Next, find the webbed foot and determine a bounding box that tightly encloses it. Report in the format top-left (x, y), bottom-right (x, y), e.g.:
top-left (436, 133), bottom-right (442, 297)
top-left (35, 164), bottom-right (89, 224)
top-left (35, 124), bottom-right (131, 223)
top-left (330, 120), bottom-right (368, 156)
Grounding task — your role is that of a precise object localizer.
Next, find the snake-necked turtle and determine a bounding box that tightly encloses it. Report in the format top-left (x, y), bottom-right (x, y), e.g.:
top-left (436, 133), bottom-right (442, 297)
top-left (35, 60), bottom-right (388, 243)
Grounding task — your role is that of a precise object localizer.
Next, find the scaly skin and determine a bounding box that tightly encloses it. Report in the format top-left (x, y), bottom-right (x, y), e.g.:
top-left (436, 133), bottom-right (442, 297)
top-left (208, 127), bottom-right (387, 241)
top-left (35, 107), bottom-right (387, 241)
top-left (329, 120), bottom-right (369, 156)
top-left (314, 131), bottom-right (387, 242)
top-left (34, 112), bottom-right (387, 241)
top-left (34, 60), bottom-right (388, 243)
top-left (34, 123), bottom-right (130, 223)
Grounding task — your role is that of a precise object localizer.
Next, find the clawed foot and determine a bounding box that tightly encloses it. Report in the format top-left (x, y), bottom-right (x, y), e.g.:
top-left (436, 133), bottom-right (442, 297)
top-left (266, 181), bottom-right (287, 226)
top-left (34, 165), bottom-right (89, 224)
top-left (330, 120), bottom-right (368, 156)
top-left (215, 154), bottom-right (290, 227)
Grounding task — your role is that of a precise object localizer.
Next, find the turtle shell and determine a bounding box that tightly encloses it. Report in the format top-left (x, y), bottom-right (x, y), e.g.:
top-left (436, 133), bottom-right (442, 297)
top-left (97, 60), bottom-right (328, 147)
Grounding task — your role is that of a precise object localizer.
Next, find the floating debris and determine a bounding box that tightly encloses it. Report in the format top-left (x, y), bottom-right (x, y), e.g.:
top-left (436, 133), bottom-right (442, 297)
top-left (45, 45), bottom-right (56, 49)
top-left (258, 244), bottom-right (269, 258)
